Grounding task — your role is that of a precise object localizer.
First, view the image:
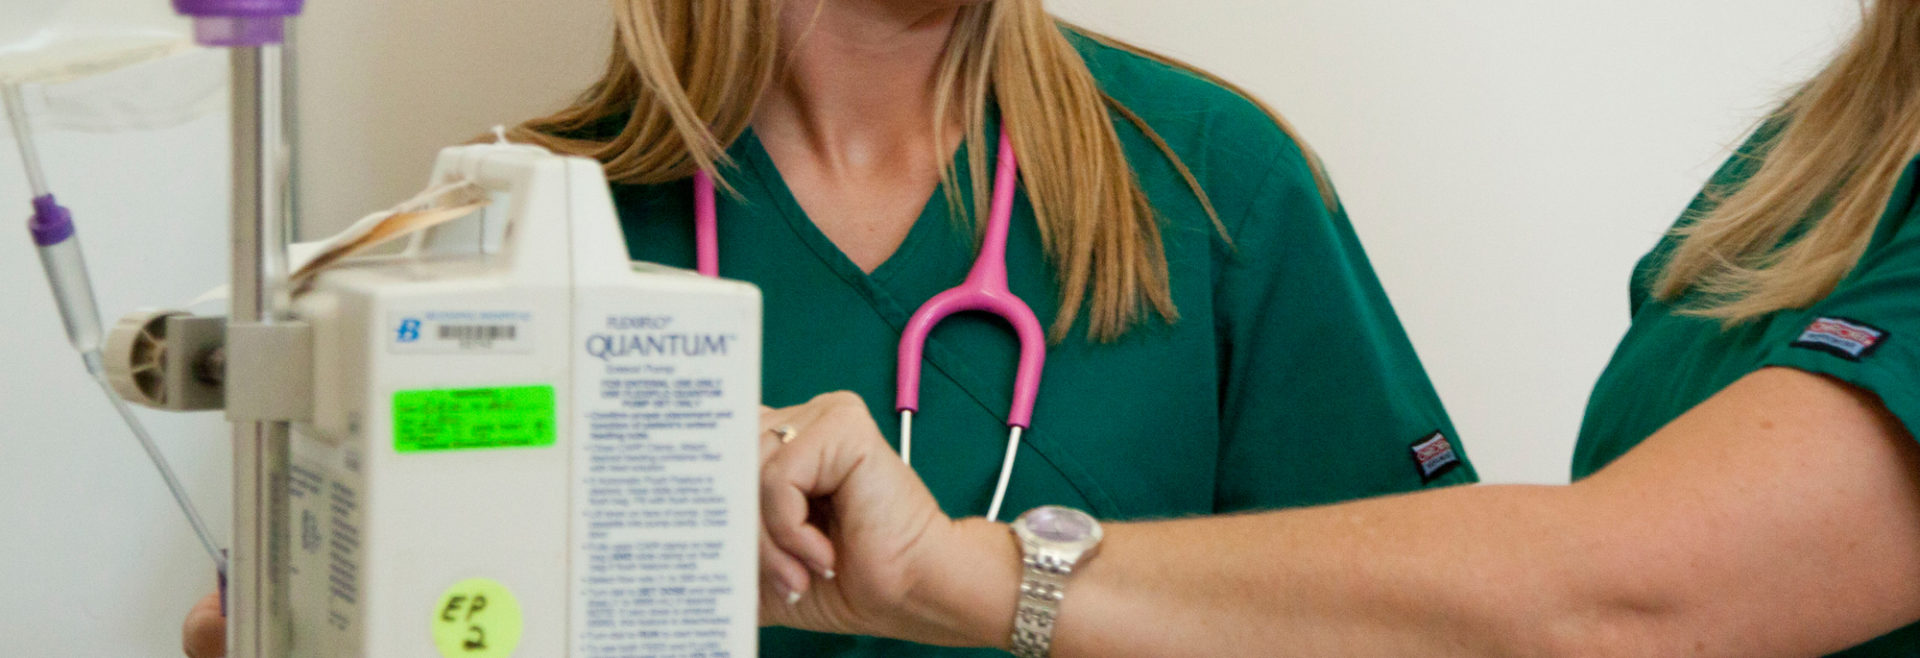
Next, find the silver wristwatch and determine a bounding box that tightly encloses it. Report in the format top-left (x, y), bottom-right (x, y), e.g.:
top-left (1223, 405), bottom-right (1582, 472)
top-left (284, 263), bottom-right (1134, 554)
top-left (1009, 505), bottom-right (1103, 658)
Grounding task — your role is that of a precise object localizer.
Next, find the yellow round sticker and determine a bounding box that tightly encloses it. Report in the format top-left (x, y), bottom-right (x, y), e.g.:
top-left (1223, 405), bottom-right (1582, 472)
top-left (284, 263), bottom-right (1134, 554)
top-left (431, 578), bottom-right (524, 657)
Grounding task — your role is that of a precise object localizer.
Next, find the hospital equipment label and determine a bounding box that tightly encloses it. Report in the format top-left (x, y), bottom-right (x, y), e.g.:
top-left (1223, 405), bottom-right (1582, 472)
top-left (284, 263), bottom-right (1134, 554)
top-left (573, 302), bottom-right (758, 658)
top-left (393, 385), bottom-right (556, 452)
top-left (432, 578), bottom-right (525, 658)
top-left (389, 310), bottom-right (535, 354)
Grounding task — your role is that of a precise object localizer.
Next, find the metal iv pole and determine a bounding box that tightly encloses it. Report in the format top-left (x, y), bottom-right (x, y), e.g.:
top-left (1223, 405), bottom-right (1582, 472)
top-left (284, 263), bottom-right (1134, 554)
top-left (170, 2), bottom-right (305, 656)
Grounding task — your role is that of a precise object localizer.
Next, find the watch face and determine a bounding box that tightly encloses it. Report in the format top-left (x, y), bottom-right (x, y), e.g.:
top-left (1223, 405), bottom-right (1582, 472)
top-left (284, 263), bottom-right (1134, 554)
top-left (1024, 506), bottom-right (1096, 543)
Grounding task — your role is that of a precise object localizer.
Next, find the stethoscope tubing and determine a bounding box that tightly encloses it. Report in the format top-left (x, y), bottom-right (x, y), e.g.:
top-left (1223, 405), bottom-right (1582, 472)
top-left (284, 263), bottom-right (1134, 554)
top-left (692, 129), bottom-right (1043, 522)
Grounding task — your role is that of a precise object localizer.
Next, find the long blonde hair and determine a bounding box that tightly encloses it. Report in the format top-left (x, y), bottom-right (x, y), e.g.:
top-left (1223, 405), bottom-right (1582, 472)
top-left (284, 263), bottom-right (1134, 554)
top-left (516, 1), bottom-right (1331, 342)
top-left (1656, 0), bottom-right (1920, 323)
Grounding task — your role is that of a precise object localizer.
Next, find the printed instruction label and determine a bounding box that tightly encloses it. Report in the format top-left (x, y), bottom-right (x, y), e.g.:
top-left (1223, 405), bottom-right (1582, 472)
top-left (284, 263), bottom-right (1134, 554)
top-left (389, 310), bottom-right (535, 354)
top-left (393, 385), bottom-right (556, 453)
top-left (287, 432), bottom-right (364, 650)
top-left (572, 304), bottom-right (760, 658)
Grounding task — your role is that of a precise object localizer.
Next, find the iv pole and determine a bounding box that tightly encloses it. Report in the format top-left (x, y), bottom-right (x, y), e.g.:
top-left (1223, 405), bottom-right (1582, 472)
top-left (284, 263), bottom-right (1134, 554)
top-left (171, 2), bottom-right (305, 656)
top-left (228, 44), bottom-right (293, 658)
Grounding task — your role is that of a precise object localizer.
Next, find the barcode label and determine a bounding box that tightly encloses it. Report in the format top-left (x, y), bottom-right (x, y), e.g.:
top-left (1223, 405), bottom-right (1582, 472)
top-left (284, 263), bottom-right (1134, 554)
top-left (390, 311), bottom-right (535, 354)
top-left (438, 325), bottom-right (517, 341)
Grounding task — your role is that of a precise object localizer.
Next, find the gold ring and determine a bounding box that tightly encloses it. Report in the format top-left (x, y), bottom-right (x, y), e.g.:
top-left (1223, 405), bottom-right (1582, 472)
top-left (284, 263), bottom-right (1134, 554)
top-left (772, 424), bottom-right (798, 444)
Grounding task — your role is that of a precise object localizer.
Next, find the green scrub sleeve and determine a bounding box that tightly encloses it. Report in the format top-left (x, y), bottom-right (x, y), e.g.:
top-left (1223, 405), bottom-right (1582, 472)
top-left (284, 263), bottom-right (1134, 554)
top-left (1759, 159), bottom-right (1920, 443)
top-left (1211, 138), bottom-right (1476, 513)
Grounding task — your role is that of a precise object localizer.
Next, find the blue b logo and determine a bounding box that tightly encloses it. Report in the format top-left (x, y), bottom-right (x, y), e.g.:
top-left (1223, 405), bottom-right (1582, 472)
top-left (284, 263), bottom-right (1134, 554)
top-left (398, 318), bottom-right (422, 343)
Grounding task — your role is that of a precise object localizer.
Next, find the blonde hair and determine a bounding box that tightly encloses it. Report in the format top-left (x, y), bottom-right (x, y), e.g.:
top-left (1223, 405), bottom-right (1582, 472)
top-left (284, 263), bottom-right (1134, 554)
top-left (1656, 0), bottom-right (1920, 323)
top-left (517, 1), bottom-right (1331, 342)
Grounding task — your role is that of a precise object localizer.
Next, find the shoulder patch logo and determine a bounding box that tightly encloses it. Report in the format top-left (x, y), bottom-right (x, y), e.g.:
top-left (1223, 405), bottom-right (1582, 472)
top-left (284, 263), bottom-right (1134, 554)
top-left (1791, 317), bottom-right (1887, 361)
top-left (1410, 431), bottom-right (1461, 483)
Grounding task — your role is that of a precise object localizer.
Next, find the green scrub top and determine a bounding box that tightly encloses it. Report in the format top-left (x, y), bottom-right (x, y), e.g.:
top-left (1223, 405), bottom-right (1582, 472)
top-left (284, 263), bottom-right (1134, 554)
top-left (601, 30), bottom-right (1476, 656)
top-left (1575, 123), bottom-right (1920, 654)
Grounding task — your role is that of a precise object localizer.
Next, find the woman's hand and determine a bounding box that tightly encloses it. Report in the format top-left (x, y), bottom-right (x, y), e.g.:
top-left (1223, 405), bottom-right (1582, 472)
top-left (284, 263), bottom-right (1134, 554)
top-left (182, 590), bottom-right (224, 658)
top-left (756, 392), bottom-right (1016, 648)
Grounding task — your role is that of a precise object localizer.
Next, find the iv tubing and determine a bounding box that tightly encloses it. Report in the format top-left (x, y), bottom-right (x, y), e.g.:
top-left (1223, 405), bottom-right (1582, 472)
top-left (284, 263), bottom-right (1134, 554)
top-left (6, 80), bottom-right (227, 576)
top-left (1, 85), bottom-right (49, 198)
top-left (90, 360), bottom-right (228, 575)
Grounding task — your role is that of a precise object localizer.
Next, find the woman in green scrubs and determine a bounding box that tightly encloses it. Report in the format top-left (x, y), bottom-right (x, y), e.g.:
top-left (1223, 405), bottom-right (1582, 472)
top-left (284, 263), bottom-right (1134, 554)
top-left (758, 2), bottom-right (1920, 657)
top-left (584, 4), bottom-right (1476, 656)
top-left (171, 2), bottom-right (1473, 658)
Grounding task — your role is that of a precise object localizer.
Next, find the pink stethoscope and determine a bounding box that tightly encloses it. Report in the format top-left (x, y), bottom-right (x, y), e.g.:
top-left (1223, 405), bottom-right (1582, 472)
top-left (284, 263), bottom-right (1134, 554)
top-left (689, 130), bottom-right (1044, 522)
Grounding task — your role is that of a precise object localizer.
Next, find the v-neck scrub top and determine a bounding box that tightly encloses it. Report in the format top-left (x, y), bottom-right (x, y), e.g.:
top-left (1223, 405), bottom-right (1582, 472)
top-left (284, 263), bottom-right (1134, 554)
top-left (1575, 123), bottom-right (1920, 654)
top-left (600, 31), bottom-right (1477, 656)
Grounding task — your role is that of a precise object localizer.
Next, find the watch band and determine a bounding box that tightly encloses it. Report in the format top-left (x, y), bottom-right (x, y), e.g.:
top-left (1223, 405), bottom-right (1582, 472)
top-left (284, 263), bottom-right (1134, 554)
top-left (1010, 548), bottom-right (1072, 658)
top-left (1008, 506), bottom-right (1102, 657)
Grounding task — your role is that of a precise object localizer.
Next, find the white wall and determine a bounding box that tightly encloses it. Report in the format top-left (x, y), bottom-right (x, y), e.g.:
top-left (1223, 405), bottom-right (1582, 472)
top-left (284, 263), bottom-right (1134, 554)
top-left (291, 2), bottom-right (610, 237)
top-left (0, 2), bottom-right (1863, 655)
top-left (1054, 0), bottom-right (1859, 483)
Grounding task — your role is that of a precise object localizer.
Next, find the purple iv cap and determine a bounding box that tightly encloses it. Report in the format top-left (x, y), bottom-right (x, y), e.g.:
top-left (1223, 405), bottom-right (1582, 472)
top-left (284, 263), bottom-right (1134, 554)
top-left (172, 0), bottom-right (305, 18)
top-left (173, 0), bottom-right (305, 46)
top-left (28, 195), bottom-right (74, 247)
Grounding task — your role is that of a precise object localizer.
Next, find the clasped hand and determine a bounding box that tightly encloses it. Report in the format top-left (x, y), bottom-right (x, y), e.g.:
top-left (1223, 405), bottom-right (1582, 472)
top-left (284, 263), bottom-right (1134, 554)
top-left (757, 392), bottom-right (1014, 649)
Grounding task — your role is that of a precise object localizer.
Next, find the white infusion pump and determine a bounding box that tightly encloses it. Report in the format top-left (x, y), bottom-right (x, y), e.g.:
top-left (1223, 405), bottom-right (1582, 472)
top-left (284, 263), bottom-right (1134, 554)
top-left (286, 142), bottom-right (762, 657)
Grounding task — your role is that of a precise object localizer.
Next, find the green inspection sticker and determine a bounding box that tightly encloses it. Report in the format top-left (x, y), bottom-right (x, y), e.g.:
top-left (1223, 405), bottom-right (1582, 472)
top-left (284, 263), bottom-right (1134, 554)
top-left (393, 385), bottom-right (556, 453)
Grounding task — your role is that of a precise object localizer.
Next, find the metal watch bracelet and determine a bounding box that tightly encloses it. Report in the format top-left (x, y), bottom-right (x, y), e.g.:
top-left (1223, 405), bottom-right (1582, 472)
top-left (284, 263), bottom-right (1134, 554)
top-left (1011, 548), bottom-right (1073, 658)
top-left (1008, 505), bottom-right (1102, 657)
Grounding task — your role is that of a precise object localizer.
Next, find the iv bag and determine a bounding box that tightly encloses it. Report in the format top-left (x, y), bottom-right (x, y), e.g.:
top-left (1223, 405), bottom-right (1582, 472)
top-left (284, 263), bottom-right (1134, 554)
top-left (14, 49), bottom-right (224, 133)
top-left (0, 0), bottom-right (193, 85)
top-left (0, 0), bottom-right (220, 133)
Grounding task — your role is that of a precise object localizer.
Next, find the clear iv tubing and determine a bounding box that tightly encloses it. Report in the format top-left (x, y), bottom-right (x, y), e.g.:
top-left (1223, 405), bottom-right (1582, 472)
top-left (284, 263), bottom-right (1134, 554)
top-left (4, 82), bottom-right (227, 576)
top-left (3, 86), bottom-right (50, 197)
top-left (90, 362), bottom-right (228, 577)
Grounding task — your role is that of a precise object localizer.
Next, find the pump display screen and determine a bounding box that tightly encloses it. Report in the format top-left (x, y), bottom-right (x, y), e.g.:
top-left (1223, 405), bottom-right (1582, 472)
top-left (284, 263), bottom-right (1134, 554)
top-left (393, 385), bottom-right (557, 452)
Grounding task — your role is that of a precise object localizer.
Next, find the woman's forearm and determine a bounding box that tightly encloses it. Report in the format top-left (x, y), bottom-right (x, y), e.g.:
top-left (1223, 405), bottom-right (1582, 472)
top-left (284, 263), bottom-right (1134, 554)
top-left (929, 484), bottom-right (1607, 658)
top-left (911, 369), bottom-right (1920, 657)
top-left (1066, 485), bottom-right (1586, 657)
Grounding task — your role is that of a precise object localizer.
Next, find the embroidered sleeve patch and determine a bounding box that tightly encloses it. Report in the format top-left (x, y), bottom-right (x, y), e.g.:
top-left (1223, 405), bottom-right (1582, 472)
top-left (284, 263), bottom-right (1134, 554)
top-left (1410, 431), bottom-right (1461, 483)
top-left (1791, 317), bottom-right (1887, 361)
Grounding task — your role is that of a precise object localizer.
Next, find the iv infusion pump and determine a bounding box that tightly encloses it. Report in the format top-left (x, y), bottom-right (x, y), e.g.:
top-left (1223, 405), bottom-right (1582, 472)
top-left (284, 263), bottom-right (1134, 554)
top-left (277, 143), bottom-right (762, 656)
top-left (5, 1), bottom-right (763, 655)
